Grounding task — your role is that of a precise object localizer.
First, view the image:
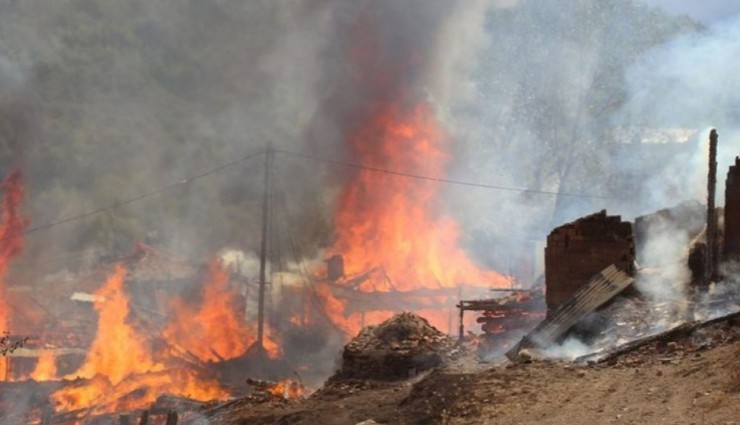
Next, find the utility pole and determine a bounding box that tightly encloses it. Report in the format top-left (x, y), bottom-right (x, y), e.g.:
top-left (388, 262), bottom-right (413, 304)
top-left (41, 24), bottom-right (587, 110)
top-left (705, 129), bottom-right (718, 286)
top-left (256, 143), bottom-right (274, 352)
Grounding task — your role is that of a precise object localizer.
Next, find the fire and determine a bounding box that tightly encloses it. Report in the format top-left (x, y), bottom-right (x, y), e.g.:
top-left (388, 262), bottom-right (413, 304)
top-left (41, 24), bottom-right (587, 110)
top-left (52, 265), bottom-right (164, 411)
top-left (165, 259), bottom-right (252, 361)
top-left (325, 103), bottom-right (507, 334)
top-left (333, 103), bottom-right (501, 290)
top-left (51, 265), bottom-right (229, 414)
top-left (69, 265), bottom-right (164, 384)
top-left (0, 167), bottom-right (29, 381)
top-left (164, 259), bottom-right (281, 361)
top-left (30, 351), bottom-right (58, 381)
top-left (266, 379), bottom-right (306, 399)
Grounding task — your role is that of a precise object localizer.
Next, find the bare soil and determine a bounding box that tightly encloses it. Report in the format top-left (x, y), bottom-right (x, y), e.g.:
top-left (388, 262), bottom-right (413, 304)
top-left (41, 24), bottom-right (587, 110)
top-left (206, 320), bottom-right (739, 425)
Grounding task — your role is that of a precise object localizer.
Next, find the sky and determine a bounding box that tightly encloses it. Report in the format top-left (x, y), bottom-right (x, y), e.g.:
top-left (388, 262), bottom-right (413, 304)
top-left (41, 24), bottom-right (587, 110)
top-left (640, 0), bottom-right (740, 24)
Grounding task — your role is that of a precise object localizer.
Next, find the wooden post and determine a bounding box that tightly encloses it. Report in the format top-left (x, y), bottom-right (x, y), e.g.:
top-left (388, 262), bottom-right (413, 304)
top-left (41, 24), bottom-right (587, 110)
top-left (40, 408), bottom-right (53, 425)
top-left (138, 410), bottom-right (150, 425)
top-left (458, 306), bottom-right (465, 342)
top-left (166, 411), bottom-right (178, 425)
top-left (705, 129), bottom-right (718, 285)
top-left (448, 306), bottom-right (453, 335)
top-left (257, 144), bottom-right (274, 351)
top-left (458, 285), bottom-right (464, 342)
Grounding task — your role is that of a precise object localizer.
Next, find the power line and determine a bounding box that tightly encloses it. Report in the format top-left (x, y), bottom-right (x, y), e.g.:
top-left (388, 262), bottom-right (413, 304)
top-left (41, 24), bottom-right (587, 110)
top-left (274, 148), bottom-right (620, 200)
top-left (25, 149), bottom-right (265, 235)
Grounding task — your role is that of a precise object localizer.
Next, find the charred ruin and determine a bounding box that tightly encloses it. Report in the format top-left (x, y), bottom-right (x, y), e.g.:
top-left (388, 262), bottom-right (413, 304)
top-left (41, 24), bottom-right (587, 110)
top-left (544, 211), bottom-right (635, 310)
top-left (725, 157), bottom-right (740, 262)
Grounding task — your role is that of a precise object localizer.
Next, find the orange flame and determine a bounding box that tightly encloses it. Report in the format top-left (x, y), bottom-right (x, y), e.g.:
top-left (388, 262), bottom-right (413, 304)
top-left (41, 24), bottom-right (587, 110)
top-left (52, 265), bottom-right (164, 411)
top-left (165, 259), bottom-right (282, 361)
top-left (266, 379), bottom-right (306, 399)
top-left (51, 265), bottom-right (228, 414)
top-left (165, 259), bottom-right (253, 361)
top-left (0, 167), bottom-right (29, 381)
top-left (72, 265), bottom-right (164, 384)
top-left (326, 103), bottom-right (507, 335)
top-left (30, 351), bottom-right (58, 381)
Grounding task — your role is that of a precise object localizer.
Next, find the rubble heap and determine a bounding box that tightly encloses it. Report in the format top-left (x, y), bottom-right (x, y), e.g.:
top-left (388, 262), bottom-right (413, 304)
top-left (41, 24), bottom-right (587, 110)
top-left (332, 313), bottom-right (455, 381)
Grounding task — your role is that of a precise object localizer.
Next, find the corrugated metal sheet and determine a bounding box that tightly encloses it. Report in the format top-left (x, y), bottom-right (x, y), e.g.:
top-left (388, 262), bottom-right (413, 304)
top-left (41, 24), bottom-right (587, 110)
top-left (506, 264), bottom-right (634, 361)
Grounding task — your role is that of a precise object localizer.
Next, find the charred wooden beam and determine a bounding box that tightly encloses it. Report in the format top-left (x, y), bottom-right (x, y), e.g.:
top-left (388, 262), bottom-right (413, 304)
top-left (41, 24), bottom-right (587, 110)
top-left (165, 411), bottom-right (178, 425)
top-left (139, 410), bottom-right (150, 425)
top-left (458, 300), bottom-right (540, 312)
top-left (724, 156), bottom-right (740, 261)
top-left (326, 283), bottom-right (464, 314)
top-left (506, 264), bottom-right (634, 361)
top-left (705, 129), bottom-right (719, 285)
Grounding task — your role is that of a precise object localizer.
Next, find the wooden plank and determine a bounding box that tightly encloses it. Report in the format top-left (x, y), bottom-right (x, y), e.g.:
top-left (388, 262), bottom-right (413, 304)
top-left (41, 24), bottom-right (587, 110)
top-left (506, 264), bottom-right (634, 361)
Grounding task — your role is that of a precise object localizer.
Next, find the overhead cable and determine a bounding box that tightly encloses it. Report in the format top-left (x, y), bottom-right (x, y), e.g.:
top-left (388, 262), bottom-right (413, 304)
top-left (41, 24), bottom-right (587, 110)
top-left (25, 150), bottom-right (265, 234)
top-left (274, 148), bottom-right (619, 200)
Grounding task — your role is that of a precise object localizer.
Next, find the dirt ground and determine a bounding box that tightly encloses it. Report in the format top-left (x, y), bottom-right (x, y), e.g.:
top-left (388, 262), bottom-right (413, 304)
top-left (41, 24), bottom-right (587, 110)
top-left (206, 320), bottom-right (739, 425)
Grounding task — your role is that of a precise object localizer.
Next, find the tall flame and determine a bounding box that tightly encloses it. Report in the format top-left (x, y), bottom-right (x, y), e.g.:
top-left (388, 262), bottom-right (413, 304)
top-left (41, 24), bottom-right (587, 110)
top-left (53, 265), bottom-right (164, 410)
top-left (73, 265), bottom-right (163, 383)
top-left (51, 265), bottom-right (228, 414)
top-left (165, 259), bottom-right (255, 361)
top-left (30, 351), bottom-right (58, 381)
top-left (326, 103), bottom-right (507, 334)
top-left (0, 167), bottom-right (29, 381)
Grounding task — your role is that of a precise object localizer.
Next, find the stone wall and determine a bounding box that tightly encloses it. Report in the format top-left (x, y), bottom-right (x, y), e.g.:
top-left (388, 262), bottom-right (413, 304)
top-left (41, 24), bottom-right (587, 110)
top-left (545, 210), bottom-right (635, 310)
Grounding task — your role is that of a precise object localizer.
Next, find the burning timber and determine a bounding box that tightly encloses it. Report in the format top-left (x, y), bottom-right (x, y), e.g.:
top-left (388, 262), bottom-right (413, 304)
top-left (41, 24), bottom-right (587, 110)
top-left (457, 289), bottom-right (545, 351)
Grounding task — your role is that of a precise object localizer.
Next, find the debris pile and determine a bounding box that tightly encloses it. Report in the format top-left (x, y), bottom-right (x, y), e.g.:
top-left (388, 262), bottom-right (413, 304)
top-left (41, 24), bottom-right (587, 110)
top-left (458, 289), bottom-right (545, 352)
top-left (332, 313), bottom-right (456, 381)
top-left (245, 378), bottom-right (306, 402)
top-left (576, 311), bottom-right (739, 365)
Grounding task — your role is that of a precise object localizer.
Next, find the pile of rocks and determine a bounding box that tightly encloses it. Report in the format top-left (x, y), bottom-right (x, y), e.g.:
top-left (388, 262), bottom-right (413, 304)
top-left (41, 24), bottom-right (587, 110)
top-left (332, 313), bottom-right (456, 381)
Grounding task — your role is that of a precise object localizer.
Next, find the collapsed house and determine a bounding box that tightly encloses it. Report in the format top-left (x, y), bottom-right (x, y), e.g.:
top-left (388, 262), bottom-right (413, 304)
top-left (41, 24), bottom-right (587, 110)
top-left (1, 243), bottom-right (201, 381)
top-left (505, 133), bottom-right (740, 361)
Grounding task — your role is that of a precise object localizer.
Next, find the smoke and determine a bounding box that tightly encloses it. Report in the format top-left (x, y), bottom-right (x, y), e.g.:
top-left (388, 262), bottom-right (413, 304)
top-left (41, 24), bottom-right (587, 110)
top-left (612, 14), bottom-right (740, 321)
top-left (0, 0), bottom-right (729, 285)
top-left (305, 0), bottom-right (490, 153)
top-left (617, 16), bottom-right (740, 137)
top-left (0, 1), bottom-right (333, 271)
top-left (541, 337), bottom-right (591, 360)
top-left (694, 261), bottom-right (740, 321)
top-left (639, 0), bottom-right (740, 25)
top-left (441, 0), bottom-right (702, 276)
top-left (634, 227), bottom-right (691, 303)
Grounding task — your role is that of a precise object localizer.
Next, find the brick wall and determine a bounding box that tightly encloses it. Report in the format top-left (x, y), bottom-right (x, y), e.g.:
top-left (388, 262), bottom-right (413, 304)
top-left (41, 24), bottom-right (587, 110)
top-left (725, 157), bottom-right (740, 260)
top-left (545, 210), bottom-right (635, 310)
